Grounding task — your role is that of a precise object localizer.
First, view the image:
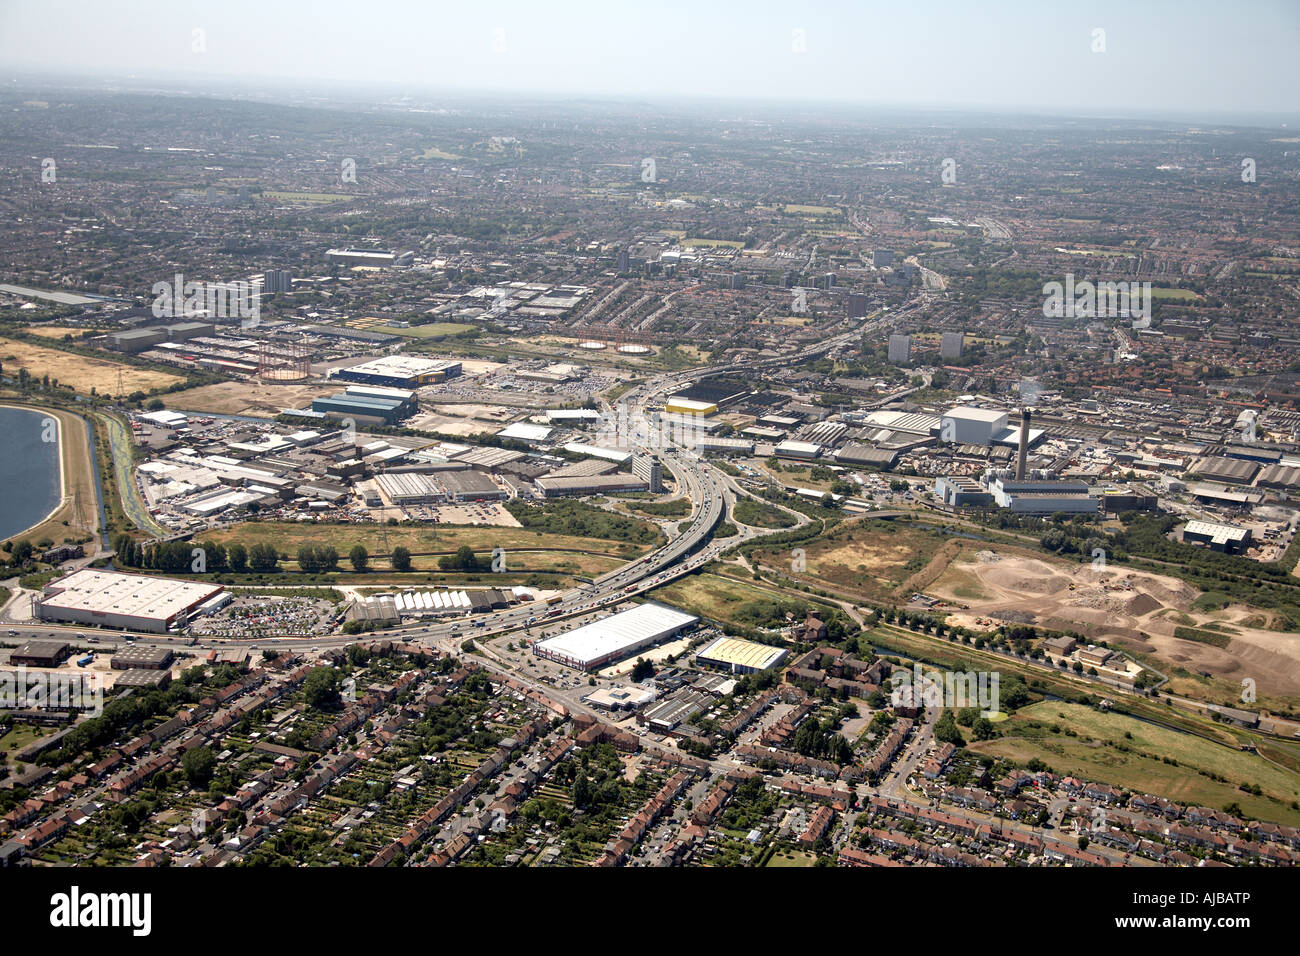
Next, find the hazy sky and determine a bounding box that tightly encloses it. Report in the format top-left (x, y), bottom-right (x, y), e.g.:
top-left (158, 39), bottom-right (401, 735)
top-left (2, 0), bottom-right (1297, 119)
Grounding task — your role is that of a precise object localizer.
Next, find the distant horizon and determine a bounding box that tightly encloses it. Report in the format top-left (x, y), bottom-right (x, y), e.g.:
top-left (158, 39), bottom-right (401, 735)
top-left (4, 66), bottom-right (1297, 132)
top-left (1, 0), bottom-right (1296, 126)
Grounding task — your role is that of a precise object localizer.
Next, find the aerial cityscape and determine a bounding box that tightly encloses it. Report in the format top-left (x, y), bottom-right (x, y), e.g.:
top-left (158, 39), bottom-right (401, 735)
top-left (0, 1), bottom-right (1296, 918)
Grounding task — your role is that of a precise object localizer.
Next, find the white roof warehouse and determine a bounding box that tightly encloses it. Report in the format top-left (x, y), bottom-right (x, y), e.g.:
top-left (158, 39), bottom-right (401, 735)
top-left (37, 569), bottom-right (227, 633)
top-left (533, 603), bottom-right (698, 671)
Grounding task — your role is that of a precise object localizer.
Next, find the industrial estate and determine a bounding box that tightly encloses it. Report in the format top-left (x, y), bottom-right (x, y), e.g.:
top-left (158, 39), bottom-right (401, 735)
top-left (0, 13), bottom-right (1298, 889)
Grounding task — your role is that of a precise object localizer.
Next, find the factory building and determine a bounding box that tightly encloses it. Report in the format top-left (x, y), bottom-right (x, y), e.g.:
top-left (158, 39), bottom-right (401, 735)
top-left (935, 475), bottom-right (994, 507)
top-left (37, 570), bottom-right (227, 633)
top-left (533, 603), bottom-right (698, 671)
top-left (1183, 520), bottom-right (1252, 554)
top-left (941, 407), bottom-right (1009, 446)
top-left (332, 356), bottom-right (461, 388)
top-left (988, 477), bottom-right (1098, 514)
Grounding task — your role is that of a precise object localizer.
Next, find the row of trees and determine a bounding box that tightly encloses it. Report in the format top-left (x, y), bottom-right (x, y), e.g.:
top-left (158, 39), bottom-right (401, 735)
top-left (113, 534), bottom-right (376, 574)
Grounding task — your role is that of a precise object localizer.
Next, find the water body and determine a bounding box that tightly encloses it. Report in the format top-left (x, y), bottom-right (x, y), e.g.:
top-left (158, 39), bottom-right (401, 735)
top-left (0, 406), bottom-right (63, 542)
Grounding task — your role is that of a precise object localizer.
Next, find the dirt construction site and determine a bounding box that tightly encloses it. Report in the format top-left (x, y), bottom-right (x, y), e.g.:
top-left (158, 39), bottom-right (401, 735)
top-left (932, 547), bottom-right (1300, 699)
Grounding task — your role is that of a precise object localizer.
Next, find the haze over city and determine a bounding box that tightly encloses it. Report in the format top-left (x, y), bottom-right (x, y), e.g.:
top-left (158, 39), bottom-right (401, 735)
top-left (2, 0), bottom-right (1298, 120)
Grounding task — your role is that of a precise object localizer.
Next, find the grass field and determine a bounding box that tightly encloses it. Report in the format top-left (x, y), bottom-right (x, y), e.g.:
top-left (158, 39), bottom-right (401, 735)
top-left (22, 326), bottom-right (90, 340)
top-left (766, 848), bottom-right (817, 866)
top-left (0, 338), bottom-right (182, 395)
top-left (1149, 287), bottom-right (1200, 301)
top-left (783, 204), bottom-right (840, 216)
top-left (969, 701), bottom-right (1300, 824)
top-left (262, 191), bottom-right (349, 203)
top-left (368, 322), bottom-right (476, 338)
top-left (419, 146), bottom-right (462, 160)
top-left (752, 519), bottom-right (949, 603)
top-left (732, 499), bottom-right (798, 529)
top-left (650, 571), bottom-right (810, 628)
top-left (0, 722), bottom-right (58, 764)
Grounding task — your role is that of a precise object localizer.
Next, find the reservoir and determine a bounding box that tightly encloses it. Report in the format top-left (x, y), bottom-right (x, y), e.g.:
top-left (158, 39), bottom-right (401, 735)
top-left (0, 405), bottom-right (63, 542)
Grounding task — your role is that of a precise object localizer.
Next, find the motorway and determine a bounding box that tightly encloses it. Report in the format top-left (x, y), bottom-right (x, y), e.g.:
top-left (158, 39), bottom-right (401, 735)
top-left (2, 310), bottom-right (897, 659)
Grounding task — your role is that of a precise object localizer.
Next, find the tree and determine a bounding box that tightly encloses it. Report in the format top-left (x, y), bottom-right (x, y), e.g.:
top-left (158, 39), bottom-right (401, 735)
top-left (297, 545), bottom-right (320, 573)
top-left (181, 747), bottom-right (217, 788)
top-left (349, 544), bottom-right (369, 572)
top-left (303, 667), bottom-right (341, 710)
top-left (248, 542), bottom-right (278, 572)
top-left (631, 659), bottom-right (655, 682)
top-left (391, 546), bottom-right (411, 572)
top-left (227, 542), bottom-right (248, 572)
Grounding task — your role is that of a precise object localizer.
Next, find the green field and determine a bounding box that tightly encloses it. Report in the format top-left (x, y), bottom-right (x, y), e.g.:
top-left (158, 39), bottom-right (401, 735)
top-left (262, 191), bottom-right (350, 203)
top-left (783, 204), bottom-right (841, 216)
top-left (1149, 287), bottom-right (1200, 301)
top-left (650, 572), bottom-right (806, 628)
top-left (733, 499), bottom-right (798, 529)
top-left (969, 701), bottom-right (1300, 824)
top-left (369, 322), bottom-right (476, 338)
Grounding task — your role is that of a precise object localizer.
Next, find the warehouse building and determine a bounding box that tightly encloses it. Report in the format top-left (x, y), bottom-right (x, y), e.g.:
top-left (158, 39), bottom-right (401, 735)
top-left (1183, 520), bottom-right (1252, 554)
top-left (1188, 456), bottom-right (1260, 485)
top-left (834, 444), bottom-right (900, 469)
top-left (664, 397), bottom-right (718, 417)
top-left (533, 603), bottom-right (699, 671)
top-left (115, 669), bottom-right (172, 690)
top-left (332, 356), bottom-right (460, 388)
top-left (312, 393), bottom-right (409, 426)
top-left (375, 472), bottom-right (444, 505)
top-left (695, 636), bottom-right (788, 674)
top-left (326, 247), bottom-right (414, 268)
top-left (696, 437), bottom-right (755, 455)
top-left (774, 440), bottom-right (824, 460)
top-left (111, 646), bottom-right (175, 671)
top-left (37, 570), bottom-right (226, 634)
top-left (9, 641), bottom-right (70, 668)
top-left (534, 474), bottom-right (649, 497)
top-left (437, 470), bottom-right (507, 502)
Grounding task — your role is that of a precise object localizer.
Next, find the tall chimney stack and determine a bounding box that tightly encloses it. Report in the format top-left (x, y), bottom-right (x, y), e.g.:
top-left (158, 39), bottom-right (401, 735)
top-left (1016, 408), bottom-right (1031, 480)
